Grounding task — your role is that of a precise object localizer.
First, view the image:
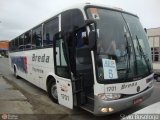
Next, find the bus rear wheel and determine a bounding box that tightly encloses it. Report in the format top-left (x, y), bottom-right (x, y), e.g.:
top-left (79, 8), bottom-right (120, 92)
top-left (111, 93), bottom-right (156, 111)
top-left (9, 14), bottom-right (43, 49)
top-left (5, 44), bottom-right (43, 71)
top-left (48, 79), bottom-right (58, 103)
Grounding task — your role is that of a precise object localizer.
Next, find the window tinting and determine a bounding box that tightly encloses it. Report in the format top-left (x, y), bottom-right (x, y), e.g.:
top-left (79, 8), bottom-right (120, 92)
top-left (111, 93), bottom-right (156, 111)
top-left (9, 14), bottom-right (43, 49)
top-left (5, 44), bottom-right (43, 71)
top-left (24, 31), bottom-right (32, 49)
top-left (15, 38), bottom-right (19, 51)
top-left (61, 9), bottom-right (84, 32)
top-left (32, 25), bottom-right (42, 48)
top-left (19, 35), bottom-right (24, 50)
top-left (43, 18), bottom-right (58, 47)
top-left (55, 33), bottom-right (70, 78)
top-left (10, 40), bottom-right (15, 51)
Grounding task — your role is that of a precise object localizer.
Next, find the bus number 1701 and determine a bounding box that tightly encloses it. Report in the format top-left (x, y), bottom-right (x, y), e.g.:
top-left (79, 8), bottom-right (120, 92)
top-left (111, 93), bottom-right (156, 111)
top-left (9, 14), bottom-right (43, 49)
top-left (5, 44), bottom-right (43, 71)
top-left (106, 86), bottom-right (116, 92)
top-left (61, 94), bottom-right (69, 101)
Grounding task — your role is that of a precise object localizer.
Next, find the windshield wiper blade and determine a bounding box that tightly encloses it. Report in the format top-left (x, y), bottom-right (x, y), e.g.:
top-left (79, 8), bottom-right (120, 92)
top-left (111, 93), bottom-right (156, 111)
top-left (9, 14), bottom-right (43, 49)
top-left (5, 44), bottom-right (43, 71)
top-left (136, 35), bottom-right (151, 73)
top-left (124, 34), bottom-right (131, 79)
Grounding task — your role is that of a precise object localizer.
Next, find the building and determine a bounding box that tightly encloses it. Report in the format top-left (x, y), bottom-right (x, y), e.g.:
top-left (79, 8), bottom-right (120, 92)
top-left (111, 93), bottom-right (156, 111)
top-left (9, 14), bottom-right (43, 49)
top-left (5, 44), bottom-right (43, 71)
top-left (0, 40), bottom-right (9, 57)
top-left (147, 27), bottom-right (160, 72)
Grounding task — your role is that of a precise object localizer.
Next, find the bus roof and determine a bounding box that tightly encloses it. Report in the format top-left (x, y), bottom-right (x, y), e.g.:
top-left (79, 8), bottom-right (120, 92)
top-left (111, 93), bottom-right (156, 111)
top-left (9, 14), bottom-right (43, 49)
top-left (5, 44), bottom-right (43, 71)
top-left (10, 3), bottom-right (138, 41)
top-left (62, 3), bottom-right (138, 18)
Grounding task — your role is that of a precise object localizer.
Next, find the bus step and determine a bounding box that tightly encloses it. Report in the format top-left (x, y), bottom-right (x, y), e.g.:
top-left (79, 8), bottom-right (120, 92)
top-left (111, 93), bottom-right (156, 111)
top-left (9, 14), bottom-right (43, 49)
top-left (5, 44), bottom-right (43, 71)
top-left (80, 93), bottom-right (94, 112)
top-left (80, 103), bottom-right (94, 113)
top-left (86, 94), bottom-right (94, 105)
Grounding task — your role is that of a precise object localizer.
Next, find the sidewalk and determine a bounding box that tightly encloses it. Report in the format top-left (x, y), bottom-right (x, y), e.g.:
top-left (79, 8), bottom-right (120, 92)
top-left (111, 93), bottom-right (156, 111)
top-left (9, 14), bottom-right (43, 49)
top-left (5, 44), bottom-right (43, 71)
top-left (0, 74), bottom-right (33, 114)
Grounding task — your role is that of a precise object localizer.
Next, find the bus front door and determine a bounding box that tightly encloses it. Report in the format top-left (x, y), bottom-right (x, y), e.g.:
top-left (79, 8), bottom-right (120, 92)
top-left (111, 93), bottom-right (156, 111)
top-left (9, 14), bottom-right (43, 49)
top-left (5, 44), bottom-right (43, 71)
top-left (75, 28), bottom-right (94, 105)
top-left (54, 33), bottom-right (73, 109)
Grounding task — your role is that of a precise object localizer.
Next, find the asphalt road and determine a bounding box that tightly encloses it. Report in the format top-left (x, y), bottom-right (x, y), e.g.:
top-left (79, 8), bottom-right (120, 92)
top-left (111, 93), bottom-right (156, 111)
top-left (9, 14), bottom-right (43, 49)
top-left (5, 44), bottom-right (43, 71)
top-left (0, 57), bottom-right (160, 120)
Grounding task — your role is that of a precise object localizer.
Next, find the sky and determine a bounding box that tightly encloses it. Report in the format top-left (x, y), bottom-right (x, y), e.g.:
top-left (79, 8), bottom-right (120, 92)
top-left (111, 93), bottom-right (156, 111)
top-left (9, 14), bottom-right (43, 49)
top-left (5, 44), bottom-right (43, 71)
top-left (0, 0), bottom-right (160, 40)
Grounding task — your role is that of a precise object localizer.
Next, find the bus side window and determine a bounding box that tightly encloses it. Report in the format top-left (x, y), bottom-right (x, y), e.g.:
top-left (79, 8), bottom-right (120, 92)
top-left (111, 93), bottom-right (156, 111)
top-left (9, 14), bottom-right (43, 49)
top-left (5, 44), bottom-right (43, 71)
top-left (11, 40), bottom-right (15, 51)
top-left (19, 35), bottom-right (24, 51)
top-left (15, 38), bottom-right (19, 51)
top-left (9, 42), bottom-right (12, 51)
top-left (32, 25), bottom-right (42, 48)
top-left (43, 17), bottom-right (58, 47)
top-left (24, 31), bottom-right (32, 50)
top-left (54, 33), bottom-right (70, 78)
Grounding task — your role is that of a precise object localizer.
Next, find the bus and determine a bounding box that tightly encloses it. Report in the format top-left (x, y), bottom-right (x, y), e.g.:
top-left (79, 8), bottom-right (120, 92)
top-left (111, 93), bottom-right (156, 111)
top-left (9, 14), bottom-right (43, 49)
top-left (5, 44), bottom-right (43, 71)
top-left (9, 3), bottom-right (154, 115)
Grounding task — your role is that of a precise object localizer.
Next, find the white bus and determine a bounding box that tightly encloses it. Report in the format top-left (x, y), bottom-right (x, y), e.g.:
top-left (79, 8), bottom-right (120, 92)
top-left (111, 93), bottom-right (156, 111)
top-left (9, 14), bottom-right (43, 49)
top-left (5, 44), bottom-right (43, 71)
top-left (9, 3), bottom-right (154, 115)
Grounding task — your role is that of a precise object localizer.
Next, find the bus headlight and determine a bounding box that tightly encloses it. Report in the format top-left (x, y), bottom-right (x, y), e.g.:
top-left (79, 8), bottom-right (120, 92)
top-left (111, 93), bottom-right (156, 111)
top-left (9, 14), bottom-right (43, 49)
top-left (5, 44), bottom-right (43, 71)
top-left (98, 93), bottom-right (121, 100)
top-left (100, 107), bottom-right (114, 113)
top-left (148, 81), bottom-right (153, 88)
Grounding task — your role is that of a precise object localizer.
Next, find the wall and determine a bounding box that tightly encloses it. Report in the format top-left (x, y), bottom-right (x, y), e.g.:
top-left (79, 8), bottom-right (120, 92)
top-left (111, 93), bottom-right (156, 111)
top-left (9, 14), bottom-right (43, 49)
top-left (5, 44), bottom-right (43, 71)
top-left (0, 40), bottom-right (9, 50)
top-left (0, 40), bottom-right (9, 57)
top-left (147, 28), bottom-right (160, 71)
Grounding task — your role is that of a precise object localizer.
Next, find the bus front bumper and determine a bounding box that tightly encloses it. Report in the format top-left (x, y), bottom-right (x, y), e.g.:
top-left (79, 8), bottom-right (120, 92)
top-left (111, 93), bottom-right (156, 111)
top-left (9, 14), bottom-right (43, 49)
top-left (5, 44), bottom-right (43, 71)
top-left (93, 86), bottom-right (154, 115)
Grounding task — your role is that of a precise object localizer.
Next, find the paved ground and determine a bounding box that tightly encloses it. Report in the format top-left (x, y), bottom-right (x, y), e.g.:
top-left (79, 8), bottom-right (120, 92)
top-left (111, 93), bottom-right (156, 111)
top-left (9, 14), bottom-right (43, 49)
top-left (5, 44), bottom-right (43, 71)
top-left (0, 74), bottom-right (34, 120)
top-left (0, 75), bottom-right (33, 114)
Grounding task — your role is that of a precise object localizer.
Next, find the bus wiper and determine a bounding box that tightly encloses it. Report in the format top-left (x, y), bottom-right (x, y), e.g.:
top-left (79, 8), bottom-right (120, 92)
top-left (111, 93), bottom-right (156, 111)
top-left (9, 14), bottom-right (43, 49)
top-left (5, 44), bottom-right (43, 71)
top-left (136, 35), bottom-right (151, 73)
top-left (124, 34), bottom-right (131, 79)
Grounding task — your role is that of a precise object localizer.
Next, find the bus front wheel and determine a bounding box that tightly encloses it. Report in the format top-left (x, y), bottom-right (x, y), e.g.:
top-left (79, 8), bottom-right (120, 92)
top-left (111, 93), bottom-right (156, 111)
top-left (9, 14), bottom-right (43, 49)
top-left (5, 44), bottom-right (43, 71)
top-left (48, 79), bottom-right (58, 103)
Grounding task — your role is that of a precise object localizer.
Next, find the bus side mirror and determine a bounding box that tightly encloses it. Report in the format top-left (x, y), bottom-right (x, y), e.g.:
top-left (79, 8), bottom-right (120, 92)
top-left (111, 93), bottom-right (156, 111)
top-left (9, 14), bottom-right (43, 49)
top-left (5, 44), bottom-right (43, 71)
top-left (85, 19), bottom-right (97, 50)
top-left (89, 31), bottom-right (96, 50)
top-left (85, 19), bottom-right (96, 26)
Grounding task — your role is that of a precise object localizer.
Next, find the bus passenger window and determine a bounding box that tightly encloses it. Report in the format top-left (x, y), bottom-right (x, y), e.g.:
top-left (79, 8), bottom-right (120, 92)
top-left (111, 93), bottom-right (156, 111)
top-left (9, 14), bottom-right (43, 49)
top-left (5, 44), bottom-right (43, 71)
top-left (32, 25), bottom-right (42, 48)
top-left (54, 33), bottom-right (70, 78)
top-left (24, 31), bottom-right (32, 49)
top-left (15, 38), bottom-right (19, 51)
top-left (19, 35), bottom-right (24, 51)
top-left (43, 18), bottom-right (58, 47)
top-left (11, 40), bottom-right (15, 51)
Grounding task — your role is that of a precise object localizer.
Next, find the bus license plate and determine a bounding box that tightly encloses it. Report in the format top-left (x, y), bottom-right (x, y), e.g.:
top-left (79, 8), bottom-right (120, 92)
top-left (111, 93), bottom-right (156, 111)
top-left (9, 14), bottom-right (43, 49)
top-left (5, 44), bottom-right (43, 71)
top-left (133, 97), bottom-right (143, 105)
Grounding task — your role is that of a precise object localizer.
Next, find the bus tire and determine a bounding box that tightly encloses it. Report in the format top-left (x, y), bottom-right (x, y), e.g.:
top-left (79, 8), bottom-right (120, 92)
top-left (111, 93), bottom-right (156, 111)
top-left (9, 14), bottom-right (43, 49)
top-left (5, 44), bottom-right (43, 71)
top-left (48, 79), bottom-right (58, 103)
top-left (157, 76), bottom-right (160, 82)
top-left (14, 66), bottom-right (19, 79)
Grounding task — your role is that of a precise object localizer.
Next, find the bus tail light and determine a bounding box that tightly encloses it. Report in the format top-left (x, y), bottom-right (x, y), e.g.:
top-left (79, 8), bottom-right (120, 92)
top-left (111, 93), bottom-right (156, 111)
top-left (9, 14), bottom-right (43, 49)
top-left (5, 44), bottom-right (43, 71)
top-left (98, 93), bottom-right (121, 101)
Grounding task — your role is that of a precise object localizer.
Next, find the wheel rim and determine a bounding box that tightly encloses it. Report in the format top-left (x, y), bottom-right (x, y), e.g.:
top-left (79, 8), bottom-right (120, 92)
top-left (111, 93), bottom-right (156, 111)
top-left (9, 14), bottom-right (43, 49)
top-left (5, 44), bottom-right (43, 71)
top-left (51, 84), bottom-right (58, 100)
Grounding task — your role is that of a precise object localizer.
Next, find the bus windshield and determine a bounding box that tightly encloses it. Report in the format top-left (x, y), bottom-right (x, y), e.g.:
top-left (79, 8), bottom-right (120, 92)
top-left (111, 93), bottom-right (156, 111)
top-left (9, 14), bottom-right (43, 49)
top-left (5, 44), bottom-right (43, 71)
top-left (122, 13), bottom-right (152, 76)
top-left (86, 7), bottom-right (152, 82)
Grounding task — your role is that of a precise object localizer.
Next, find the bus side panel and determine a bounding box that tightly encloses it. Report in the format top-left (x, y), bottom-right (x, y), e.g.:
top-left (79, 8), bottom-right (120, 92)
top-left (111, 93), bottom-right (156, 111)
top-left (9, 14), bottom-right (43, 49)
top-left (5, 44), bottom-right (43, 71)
top-left (9, 48), bottom-right (54, 91)
top-left (9, 53), bottom-right (14, 73)
top-left (9, 52), bottom-right (27, 79)
top-left (26, 48), bottom-right (54, 91)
